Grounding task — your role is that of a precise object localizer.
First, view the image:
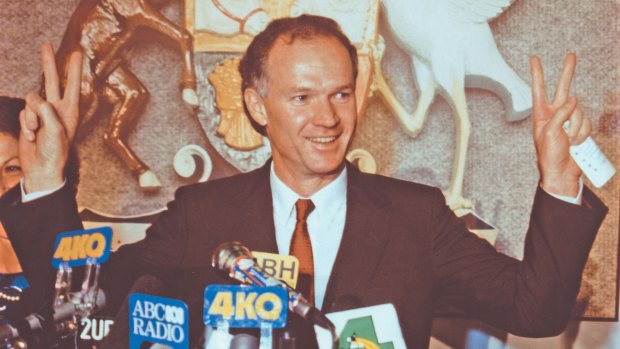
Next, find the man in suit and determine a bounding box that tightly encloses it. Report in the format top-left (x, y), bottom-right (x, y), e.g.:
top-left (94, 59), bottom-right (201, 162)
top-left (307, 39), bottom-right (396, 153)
top-left (1, 15), bottom-right (608, 348)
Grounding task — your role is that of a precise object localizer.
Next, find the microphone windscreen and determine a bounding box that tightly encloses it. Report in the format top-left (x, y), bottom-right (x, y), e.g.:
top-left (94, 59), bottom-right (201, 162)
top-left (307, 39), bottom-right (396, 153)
top-left (128, 275), bottom-right (167, 295)
top-left (99, 275), bottom-right (167, 349)
top-left (330, 294), bottom-right (363, 312)
top-left (230, 333), bottom-right (259, 349)
top-left (0, 323), bottom-right (17, 341)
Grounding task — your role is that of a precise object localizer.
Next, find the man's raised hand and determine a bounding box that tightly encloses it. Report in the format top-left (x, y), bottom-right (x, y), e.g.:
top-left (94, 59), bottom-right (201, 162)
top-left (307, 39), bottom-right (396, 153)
top-left (20, 43), bottom-right (82, 193)
top-left (530, 53), bottom-right (592, 197)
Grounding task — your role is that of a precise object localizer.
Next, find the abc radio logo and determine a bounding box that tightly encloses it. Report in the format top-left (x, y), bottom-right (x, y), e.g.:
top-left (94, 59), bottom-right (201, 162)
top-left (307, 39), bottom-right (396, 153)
top-left (132, 300), bottom-right (186, 343)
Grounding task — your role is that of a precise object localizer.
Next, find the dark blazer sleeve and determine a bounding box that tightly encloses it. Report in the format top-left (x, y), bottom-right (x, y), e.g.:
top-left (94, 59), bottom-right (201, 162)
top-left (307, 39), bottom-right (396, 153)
top-left (0, 182), bottom-right (192, 316)
top-left (0, 183), bottom-right (82, 315)
top-left (432, 185), bottom-right (608, 336)
top-left (98, 185), bottom-right (192, 311)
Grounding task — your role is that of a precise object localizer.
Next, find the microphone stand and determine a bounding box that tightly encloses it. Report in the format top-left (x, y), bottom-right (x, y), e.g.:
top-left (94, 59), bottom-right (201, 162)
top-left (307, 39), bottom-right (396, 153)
top-left (212, 242), bottom-right (339, 349)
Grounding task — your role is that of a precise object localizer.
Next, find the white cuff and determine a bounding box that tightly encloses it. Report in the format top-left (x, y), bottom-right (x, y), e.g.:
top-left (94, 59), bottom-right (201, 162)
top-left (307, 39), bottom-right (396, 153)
top-left (544, 177), bottom-right (583, 205)
top-left (21, 178), bottom-right (66, 203)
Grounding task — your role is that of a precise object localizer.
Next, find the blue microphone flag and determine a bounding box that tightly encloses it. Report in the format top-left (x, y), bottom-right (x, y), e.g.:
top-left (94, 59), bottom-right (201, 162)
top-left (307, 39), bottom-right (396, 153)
top-left (52, 226), bottom-right (112, 267)
top-left (129, 293), bottom-right (189, 349)
top-left (203, 285), bottom-right (288, 328)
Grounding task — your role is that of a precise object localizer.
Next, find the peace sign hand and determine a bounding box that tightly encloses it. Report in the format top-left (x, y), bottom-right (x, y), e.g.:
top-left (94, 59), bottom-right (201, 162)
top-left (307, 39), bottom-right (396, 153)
top-left (20, 43), bottom-right (82, 193)
top-left (530, 53), bottom-right (592, 197)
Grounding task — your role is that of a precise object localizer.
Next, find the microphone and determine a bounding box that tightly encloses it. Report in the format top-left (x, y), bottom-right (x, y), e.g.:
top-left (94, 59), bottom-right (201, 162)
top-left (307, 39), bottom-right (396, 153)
top-left (0, 290), bottom-right (106, 341)
top-left (230, 333), bottom-right (259, 349)
top-left (212, 242), bottom-right (333, 331)
top-left (99, 275), bottom-right (167, 349)
top-left (330, 295), bottom-right (363, 313)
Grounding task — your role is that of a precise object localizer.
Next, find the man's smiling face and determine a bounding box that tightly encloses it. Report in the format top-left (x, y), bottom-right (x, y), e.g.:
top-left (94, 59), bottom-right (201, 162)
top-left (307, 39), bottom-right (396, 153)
top-left (247, 35), bottom-right (357, 188)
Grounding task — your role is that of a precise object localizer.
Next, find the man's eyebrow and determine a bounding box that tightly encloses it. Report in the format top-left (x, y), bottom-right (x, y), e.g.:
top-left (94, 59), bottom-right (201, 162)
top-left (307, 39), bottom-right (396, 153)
top-left (335, 83), bottom-right (355, 91)
top-left (329, 84), bottom-right (355, 93)
top-left (289, 83), bottom-right (354, 93)
top-left (289, 86), bottom-right (314, 93)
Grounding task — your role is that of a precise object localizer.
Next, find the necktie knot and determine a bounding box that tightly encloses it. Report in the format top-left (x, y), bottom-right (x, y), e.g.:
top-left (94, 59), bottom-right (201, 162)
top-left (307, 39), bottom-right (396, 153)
top-left (295, 199), bottom-right (314, 222)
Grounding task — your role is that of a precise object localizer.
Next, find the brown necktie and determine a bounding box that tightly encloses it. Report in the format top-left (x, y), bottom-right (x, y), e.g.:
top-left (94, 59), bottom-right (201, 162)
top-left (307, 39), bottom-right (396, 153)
top-left (289, 199), bottom-right (315, 305)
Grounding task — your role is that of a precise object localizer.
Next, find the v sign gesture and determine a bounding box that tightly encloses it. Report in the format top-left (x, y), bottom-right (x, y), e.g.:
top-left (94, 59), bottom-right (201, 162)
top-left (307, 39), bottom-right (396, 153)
top-left (530, 53), bottom-right (592, 198)
top-left (20, 44), bottom-right (82, 193)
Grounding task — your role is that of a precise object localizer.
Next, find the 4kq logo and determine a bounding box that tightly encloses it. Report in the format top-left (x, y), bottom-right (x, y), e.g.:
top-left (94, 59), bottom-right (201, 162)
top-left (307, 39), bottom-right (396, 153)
top-left (203, 285), bottom-right (288, 328)
top-left (52, 227), bottom-right (112, 267)
top-left (130, 294), bottom-right (189, 349)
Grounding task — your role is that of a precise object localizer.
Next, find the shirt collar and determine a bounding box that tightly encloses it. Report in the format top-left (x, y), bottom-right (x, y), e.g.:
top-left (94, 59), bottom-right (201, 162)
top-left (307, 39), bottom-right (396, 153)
top-left (270, 164), bottom-right (348, 227)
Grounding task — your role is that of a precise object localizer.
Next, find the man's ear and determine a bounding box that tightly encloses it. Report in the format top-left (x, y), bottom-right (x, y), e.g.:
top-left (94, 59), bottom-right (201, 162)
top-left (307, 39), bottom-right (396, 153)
top-left (243, 88), bottom-right (268, 127)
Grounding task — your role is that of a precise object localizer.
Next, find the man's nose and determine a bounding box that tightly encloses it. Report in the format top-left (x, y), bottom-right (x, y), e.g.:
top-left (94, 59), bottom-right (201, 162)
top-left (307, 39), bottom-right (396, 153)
top-left (313, 99), bottom-right (340, 127)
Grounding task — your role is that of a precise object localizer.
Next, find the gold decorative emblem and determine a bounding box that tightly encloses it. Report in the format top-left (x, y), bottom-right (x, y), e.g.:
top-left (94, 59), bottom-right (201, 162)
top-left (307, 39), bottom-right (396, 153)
top-left (208, 57), bottom-right (263, 150)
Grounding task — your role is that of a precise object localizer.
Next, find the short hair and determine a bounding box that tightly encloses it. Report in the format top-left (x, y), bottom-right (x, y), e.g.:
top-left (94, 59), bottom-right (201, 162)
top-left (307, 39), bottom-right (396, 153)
top-left (0, 96), bottom-right (24, 139)
top-left (239, 14), bottom-right (358, 136)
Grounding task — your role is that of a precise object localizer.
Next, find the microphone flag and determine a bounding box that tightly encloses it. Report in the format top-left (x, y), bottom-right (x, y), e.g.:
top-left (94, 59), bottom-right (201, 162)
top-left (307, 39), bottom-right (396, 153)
top-left (203, 285), bottom-right (288, 329)
top-left (252, 251), bottom-right (299, 289)
top-left (52, 226), bottom-right (112, 268)
top-left (129, 293), bottom-right (189, 349)
top-left (315, 304), bottom-right (406, 349)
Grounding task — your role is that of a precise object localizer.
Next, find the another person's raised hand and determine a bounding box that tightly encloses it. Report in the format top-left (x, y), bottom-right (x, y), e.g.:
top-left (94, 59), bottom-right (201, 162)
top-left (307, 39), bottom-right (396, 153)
top-left (530, 53), bottom-right (592, 197)
top-left (19, 44), bottom-right (82, 193)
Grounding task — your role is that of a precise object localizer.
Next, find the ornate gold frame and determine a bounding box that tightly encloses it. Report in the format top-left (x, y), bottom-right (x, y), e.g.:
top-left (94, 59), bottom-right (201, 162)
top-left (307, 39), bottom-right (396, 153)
top-left (184, 0), bottom-right (380, 54)
top-left (185, 0), bottom-right (294, 52)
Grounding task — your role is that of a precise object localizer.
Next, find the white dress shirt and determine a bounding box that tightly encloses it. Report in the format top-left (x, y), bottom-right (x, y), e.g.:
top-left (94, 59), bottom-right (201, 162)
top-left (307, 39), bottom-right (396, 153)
top-left (270, 164), bottom-right (347, 310)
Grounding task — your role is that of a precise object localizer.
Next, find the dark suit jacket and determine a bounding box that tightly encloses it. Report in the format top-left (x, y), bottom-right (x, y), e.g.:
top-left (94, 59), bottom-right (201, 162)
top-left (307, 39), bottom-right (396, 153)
top-left (0, 162), bottom-right (608, 348)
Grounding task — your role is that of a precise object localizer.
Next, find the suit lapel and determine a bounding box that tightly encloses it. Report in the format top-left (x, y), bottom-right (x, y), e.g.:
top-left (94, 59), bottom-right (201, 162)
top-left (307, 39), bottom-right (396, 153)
top-left (322, 165), bottom-right (391, 312)
top-left (225, 161), bottom-right (391, 311)
top-left (227, 161), bottom-right (279, 254)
